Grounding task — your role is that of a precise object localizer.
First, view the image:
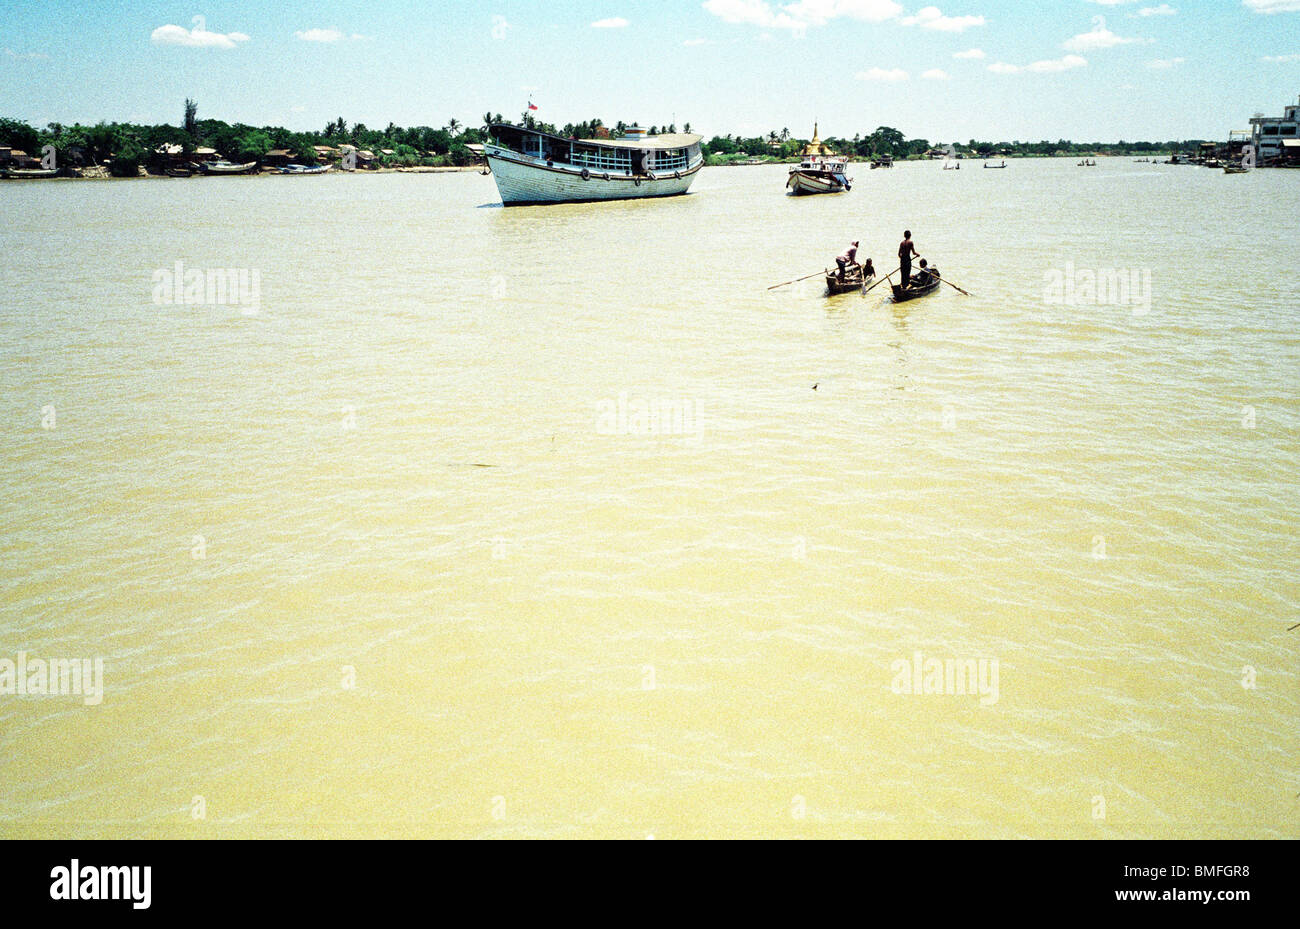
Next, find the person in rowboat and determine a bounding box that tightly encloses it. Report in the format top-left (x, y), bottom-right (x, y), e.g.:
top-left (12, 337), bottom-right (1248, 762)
top-left (910, 259), bottom-right (937, 287)
top-left (836, 241), bottom-right (860, 280)
top-left (898, 231), bottom-right (920, 289)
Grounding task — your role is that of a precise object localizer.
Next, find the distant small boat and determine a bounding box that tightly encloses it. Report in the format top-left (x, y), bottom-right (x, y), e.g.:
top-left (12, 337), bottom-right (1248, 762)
top-left (1077, 159), bottom-right (1097, 167)
top-left (870, 156), bottom-right (893, 169)
top-left (891, 268), bottom-right (942, 303)
top-left (983, 160), bottom-right (1007, 169)
top-left (165, 166), bottom-right (193, 178)
top-left (942, 160), bottom-right (960, 170)
top-left (278, 164), bottom-right (330, 175)
top-left (825, 267), bottom-right (874, 295)
top-left (198, 161), bottom-right (259, 175)
top-left (0, 167), bottom-right (59, 179)
top-left (1223, 164), bottom-right (1249, 175)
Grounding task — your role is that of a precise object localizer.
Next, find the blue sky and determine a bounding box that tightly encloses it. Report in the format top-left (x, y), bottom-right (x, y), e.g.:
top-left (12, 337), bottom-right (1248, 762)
top-left (1, 1), bottom-right (1297, 141)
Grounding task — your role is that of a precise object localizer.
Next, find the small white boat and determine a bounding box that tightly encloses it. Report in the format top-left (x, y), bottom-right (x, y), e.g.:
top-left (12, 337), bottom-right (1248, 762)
top-left (278, 164), bottom-right (331, 175)
top-left (484, 123), bottom-right (703, 205)
top-left (786, 125), bottom-right (851, 195)
top-left (0, 167), bottom-right (60, 179)
top-left (198, 160), bottom-right (259, 175)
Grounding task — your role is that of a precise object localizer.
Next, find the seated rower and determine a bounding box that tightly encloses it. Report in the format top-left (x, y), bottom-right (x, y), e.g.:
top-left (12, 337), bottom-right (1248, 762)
top-left (910, 259), bottom-right (937, 287)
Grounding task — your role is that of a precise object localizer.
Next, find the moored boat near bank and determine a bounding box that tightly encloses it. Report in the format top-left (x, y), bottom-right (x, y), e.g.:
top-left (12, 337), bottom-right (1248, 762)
top-left (198, 160), bottom-right (259, 175)
top-left (0, 167), bottom-right (60, 179)
top-left (484, 123), bottom-right (703, 205)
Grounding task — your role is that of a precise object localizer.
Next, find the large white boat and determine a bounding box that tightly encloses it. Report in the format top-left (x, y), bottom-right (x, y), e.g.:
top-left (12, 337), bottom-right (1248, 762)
top-left (786, 125), bottom-right (851, 195)
top-left (484, 123), bottom-right (704, 205)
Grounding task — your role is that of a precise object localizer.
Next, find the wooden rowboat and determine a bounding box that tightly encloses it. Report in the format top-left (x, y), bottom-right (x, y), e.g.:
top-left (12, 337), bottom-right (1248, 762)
top-left (0, 167), bottom-right (60, 179)
top-left (825, 268), bottom-right (874, 295)
top-left (891, 270), bottom-right (942, 303)
top-left (1223, 164), bottom-right (1248, 175)
top-left (198, 161), bottom-right (259, 175)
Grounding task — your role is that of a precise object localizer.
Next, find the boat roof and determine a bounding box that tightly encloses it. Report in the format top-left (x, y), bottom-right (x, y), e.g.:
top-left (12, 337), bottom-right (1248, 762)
top-left (490, 123), bottom-right (701, 151)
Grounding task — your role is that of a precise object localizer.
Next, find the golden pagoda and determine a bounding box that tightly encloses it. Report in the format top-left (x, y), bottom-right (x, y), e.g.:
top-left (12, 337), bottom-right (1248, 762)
top-left (801, 123), bottom-right (834, 157)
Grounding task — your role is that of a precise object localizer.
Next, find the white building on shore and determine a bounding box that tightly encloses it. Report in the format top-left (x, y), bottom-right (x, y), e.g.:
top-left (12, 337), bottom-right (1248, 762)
top-left (1249, 94), bottom-right (1299, 165)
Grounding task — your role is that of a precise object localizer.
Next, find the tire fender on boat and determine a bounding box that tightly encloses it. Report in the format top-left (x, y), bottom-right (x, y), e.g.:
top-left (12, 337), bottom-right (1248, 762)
top-left (646, 172), bottom-right (656, 181)
top-left (580, 168), bottom-right (590, 181)
top-left (633, 176), bottom-right (641, 187)
top-left (674, 170), bottom-right (681, 180)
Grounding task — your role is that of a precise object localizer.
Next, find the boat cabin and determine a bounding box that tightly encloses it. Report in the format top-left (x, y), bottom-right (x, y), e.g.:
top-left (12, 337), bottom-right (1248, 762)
top-left (489, 123), bottom-right (702, 177)
top-left (795, 124), bottom-right (848, 171)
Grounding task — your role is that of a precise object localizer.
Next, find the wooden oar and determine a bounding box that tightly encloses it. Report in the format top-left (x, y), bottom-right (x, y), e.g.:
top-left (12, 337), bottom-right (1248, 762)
top-left (768, 269), bottom-right (829, 290)
top-left (935, 276), bottom-right (974, 297)
top-left (863, 268), bottom-right (899, 296)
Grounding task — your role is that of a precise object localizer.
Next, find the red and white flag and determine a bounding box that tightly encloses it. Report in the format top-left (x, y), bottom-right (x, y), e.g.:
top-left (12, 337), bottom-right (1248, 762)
top-left (527, 102), bottom-right (538, 111)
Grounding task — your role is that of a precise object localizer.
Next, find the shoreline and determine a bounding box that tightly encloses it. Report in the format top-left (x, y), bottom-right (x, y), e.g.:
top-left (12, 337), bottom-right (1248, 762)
top-left (4, 164), bottom-right (483, 181)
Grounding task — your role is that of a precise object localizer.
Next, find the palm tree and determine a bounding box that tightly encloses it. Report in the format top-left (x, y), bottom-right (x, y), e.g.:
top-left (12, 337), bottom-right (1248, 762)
top-left (448, 118), bottom-right (461, 136)
top-left (781, 127), bottom-right (790, 142)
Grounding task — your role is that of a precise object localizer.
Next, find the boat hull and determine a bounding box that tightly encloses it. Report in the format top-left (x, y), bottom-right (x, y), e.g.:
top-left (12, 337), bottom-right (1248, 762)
top-left (485, 147), bottom-right (700, 205)
top-left (825, 272), bottom-right (873, 295)
top-left (199, 162), bottom-right (259, 176)
top-left (891, 277), bottom-right (942, 303)
top-left (786, 170), bottom-right (848, 195)
top-left (1, 168), bottom-right (59, 179)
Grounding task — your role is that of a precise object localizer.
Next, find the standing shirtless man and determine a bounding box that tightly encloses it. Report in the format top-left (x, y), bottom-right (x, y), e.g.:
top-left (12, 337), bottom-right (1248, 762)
top-left (899, 230), bottom-right (920, 289)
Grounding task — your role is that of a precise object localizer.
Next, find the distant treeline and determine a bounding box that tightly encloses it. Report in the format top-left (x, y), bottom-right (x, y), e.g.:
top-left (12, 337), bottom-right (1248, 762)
top-left (703, 126), bottom-right (1209, 163)
top-left (0, 102), bottom-right (501, 177)
top-left (1, 103), bottom-right (1208, 177)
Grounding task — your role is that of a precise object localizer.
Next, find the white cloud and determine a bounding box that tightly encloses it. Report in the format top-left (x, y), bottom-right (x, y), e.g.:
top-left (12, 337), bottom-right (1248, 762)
top-left (1244, 0), bottom-right (1300, 12)
top-left (921, 68), bottom-right (949, 79)
top-left (1262, 52), bottom-right (1300, 60)
top-left (953, 47), bottom-right (986, 59)
top-left (783, 0), bottom-right (904, 24)
top-left (703, 0), bottom-right (903, 34)
top-left (491, 15), bottom-right (510, 40)
top-left (1136, 4), bottom-right (1176, 15)
top-left (295, 29), bottom-right (344, 42)
top-left (1028, 53), bottom-right (1088, 72)
top-left (592, 17), bottom-right (630, 28)
top-left (988, 54), bottom-right (1088, 74)
top-left (1146, 56), bottom-right (1185, 68)
top-left (151, 24), bottom-right (250, 49)
top-left (900, 5), bottom-right (986, 31)
top-left (704, 0), bottom-right (804, 30)
top-left (856, 66), bottom-right (909, 81)
top-left (1063, 16), bottom-right (1148, 51)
